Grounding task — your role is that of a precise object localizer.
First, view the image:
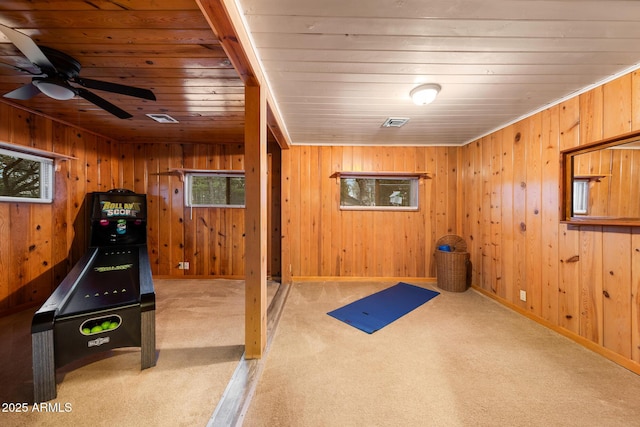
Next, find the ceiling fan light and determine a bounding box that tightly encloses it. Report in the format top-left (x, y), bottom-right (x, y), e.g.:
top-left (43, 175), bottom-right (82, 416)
top-left (33, 79), bottom-right (76, 100)
top-left (410, 83), bottom-right (441, 105)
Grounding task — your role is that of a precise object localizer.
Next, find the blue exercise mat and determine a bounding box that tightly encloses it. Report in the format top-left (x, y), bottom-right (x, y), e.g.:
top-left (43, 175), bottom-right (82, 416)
top-left (327, 282), bottom-right (440, 334)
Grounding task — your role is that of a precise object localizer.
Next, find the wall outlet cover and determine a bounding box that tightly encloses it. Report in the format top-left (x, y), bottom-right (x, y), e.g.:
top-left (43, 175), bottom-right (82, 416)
top-left (519, 290), bottom-right (527, 302)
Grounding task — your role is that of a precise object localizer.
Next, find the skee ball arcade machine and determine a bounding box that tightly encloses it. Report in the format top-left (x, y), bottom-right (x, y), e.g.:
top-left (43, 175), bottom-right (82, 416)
top-left (31, 189), bottom-right (156, 402)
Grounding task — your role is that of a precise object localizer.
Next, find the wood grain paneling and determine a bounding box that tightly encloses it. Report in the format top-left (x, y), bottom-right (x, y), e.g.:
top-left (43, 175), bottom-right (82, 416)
top-left (239, 0), bottom-right (640, 147)
top-left (0, 103), bottom-right (118, 315)
top-left (500, 126), bottom-right (515, 303)
top-left (576, 147), bottom-right (640, 219)
top-left (118, 142), bottom-right (252, 278)
top-left (512, 120), bottom-right (528, 309)
top-left (0, 101), bottom-right (280, 317)
top-left (2, 52), bottom-right (640, 378)
top-left (460, 71), bottom-right (640, 374)
top-left (0, 1), bottom-right (259, 147)
top-left (282, 145), bottom-right (457, 278)
top-left (541, 106), bottom-right (560, 324)
top-left (489, 132), bottom-right (503, 297)
top-left (602, 227), bottom-right (632, 358)
top-left (579, 226), bottom-right (603, 343)
top-left (632, 228), bottom-right (640, 364)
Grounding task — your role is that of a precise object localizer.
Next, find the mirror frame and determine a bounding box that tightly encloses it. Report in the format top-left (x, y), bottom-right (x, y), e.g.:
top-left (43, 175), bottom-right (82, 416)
top-left (560, 129), bottom-right (640, 226)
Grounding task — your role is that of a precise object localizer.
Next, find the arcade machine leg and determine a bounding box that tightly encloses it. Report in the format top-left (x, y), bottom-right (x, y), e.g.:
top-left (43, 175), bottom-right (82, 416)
top-left (141, 309), bottom-right (156, 369)
top-left (32, 329), bottom-right (56, 402)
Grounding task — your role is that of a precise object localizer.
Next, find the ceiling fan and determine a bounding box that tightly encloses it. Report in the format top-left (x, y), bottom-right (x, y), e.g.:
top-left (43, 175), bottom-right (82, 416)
top-left (0, 24), bottom-right (156, 119)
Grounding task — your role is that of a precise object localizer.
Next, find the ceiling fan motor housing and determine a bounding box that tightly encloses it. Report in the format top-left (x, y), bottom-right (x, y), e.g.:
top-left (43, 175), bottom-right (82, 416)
top-left (38, 46), bottom-right (82, 79)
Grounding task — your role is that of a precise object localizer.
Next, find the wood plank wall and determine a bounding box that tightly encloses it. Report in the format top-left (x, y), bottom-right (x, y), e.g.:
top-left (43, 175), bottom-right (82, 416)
top-left (459, 70), bottom-right (640, 372)
top-left (574, 148), bottom-right (640, 218)
top-left (118, 142), bottom-right (249, 278)
top-left (0, 102), bottom-right (257, 316)
top-left (281, 145), bottom-right (458, 278)
top-left (3, 72), bottom-right (640, 374)
top-left (0, 103), bottom-right (119, 316)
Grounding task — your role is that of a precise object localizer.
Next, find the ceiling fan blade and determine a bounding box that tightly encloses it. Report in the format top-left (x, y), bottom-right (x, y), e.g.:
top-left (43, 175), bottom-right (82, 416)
top-left (0, 60), bottom-right (44, 76)
top-left (74, 77), bottom-right (156, 101)
top-left (76, 88), bottom-right (133, 119)
top-left (0, 24), bottom-right (55, 71)
top-left (4, 82), bottom-right (41, 100)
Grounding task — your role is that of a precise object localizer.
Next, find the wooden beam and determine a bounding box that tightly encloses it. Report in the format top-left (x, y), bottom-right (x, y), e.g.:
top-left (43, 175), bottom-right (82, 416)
top-left (198, 0), bottom-right (292, 357)
top-left (196, 0), bottom-right (259, 86)
top-left (197, 0), bottom-right (291, 148)
top-left (243, 83), bottom-right (268, 358)
top-left (267, 94), bottom-right (291, 150)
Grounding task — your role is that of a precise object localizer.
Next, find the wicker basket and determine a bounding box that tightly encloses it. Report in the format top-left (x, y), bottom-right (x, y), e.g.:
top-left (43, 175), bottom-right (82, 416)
top-left (435, 235), bottom-right (470, 292)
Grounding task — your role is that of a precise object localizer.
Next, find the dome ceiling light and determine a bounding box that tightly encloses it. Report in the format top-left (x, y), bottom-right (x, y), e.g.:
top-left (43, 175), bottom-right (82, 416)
top-left (410, 83), bottom-right (441, 105)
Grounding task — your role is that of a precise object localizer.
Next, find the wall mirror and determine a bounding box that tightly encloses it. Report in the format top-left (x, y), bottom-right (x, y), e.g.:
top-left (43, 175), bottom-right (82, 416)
top-left (561, 129), bottom-right (640, 226)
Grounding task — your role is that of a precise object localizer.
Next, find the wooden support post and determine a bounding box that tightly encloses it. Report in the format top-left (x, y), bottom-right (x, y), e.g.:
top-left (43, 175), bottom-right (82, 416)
top-left (280, 148), bottom-right (292, 285)
top-left (197, 0), bottom-right (290, 357)
top-left (244, 84), bottom-right (268, 359)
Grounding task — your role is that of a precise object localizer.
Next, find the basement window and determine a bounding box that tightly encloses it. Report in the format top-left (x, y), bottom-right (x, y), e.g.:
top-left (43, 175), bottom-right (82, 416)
top-left (0, 147), bottom-right (54, 203)
top-left (184, 171), bottom-right (245, 207)
top-left (338, 173), bottom-right (420, 211)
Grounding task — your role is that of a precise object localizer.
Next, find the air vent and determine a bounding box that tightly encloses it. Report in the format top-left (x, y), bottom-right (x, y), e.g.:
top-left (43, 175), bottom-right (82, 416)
top-left (381, 117), bottom-right (409, 128)
top-left (146, 113), bottom-right (179, 123)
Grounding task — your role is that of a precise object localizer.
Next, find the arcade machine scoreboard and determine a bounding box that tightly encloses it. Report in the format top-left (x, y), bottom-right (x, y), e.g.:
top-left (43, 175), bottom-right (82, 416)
top-left (31, 189), bottom-right (156, 402)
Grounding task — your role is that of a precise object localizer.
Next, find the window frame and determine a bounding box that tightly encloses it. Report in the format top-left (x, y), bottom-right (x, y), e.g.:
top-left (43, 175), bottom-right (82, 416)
top-left (184, 170), bottom-right (245, 208)
top-left (337, 172), bottom-right (422, 211)
top-left (0, 146), bottom-right (54, 204)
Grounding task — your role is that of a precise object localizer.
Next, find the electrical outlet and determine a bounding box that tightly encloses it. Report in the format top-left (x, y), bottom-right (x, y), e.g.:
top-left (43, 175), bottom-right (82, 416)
top-left (178, 262), bottom-right (190, 270)
top-left (519, 290), bottom-right (527, 302)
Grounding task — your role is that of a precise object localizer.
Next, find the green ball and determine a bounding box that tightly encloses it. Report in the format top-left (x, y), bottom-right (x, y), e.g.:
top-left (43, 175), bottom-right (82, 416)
top-left (101, 321), bottom-right (111, 329)
top-left (90, 325), bottom-right (103, 333)
top-left (82, 327), bottom-right (91, 334)
top-left (108, 321), bottom-right (119, 329)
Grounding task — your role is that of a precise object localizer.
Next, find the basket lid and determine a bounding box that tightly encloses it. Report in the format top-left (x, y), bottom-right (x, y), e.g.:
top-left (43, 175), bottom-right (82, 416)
top-left (436, 234), bottom-right (467, 252)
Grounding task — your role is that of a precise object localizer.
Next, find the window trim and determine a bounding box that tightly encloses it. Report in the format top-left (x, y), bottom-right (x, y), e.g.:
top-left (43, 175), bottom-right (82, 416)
top-left (0, 146), bottom-right (55, 204)
top-left (183, 170), bottom-right (245, 208)
top-left (335, 171), bottom-right (426, 211)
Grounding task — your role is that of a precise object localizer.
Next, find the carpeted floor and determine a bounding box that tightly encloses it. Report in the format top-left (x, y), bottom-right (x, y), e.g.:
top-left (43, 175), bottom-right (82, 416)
top-left (5, 279), bottom-right (640, 427)
top-left (241, 281), bottom-right (640, 427)
top-left (0, 278), bottom-right (277, 427)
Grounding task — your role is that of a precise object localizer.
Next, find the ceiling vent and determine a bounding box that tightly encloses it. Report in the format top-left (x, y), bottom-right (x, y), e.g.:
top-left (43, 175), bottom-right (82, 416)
top-left (146, 113), bottom-right (179, 123)
top-left (381, 117), bottom-right (409, 128)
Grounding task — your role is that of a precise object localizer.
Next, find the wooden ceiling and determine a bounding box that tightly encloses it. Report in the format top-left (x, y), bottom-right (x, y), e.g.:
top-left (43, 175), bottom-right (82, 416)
top-left (237, 0), bottom-right (640, 146)
top-left (0, 0), bottom-right (250, 145)
top-left (2, 1), bottom-right (640, 147)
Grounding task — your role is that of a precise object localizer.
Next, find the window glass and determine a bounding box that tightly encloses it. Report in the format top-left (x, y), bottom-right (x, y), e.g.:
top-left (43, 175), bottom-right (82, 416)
top-left (0, 148), bottom-right (54, 203)
top-left (185, 172), bottom-right (245, 207)
top-left (340, 176), bottom-right (418, 210)
top-left (572, 179), bottom-right (589, 215)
